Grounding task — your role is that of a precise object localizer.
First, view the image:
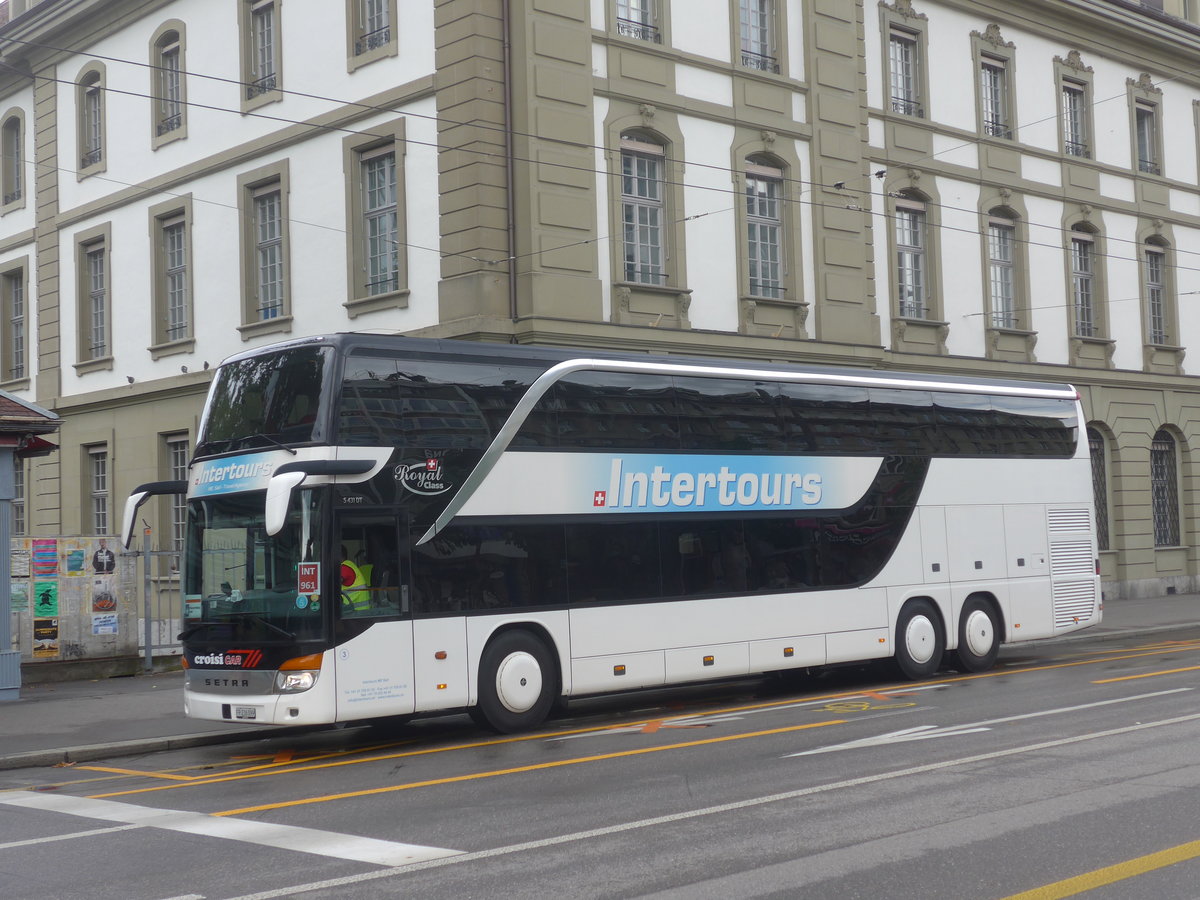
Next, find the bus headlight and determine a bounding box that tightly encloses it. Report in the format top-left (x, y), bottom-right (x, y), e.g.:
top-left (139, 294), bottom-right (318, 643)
top-left (275, 652), bottom-right (323, 693)
top-left (276, 670), bottom-right (319, 693)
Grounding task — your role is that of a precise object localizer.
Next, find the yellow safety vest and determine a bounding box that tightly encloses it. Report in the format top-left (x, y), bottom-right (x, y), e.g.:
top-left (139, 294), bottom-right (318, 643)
top-left (340, 559), bottom-right (371, 612)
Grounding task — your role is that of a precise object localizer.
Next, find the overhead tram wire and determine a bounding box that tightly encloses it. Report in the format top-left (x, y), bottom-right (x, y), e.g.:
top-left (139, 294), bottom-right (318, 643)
top-left (3, 26), bottom-right (1195, 266)
top-left (3, 36), bottom-right (1200, 286)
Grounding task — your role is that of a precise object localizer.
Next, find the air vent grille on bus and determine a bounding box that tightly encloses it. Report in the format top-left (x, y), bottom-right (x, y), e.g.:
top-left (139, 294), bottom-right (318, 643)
top-left (1048, 508), bottom-right (1090, 532)
top-left (1050, 540), bottom-right (1094, 577)
top-left (1052, 580), bottom-right (1096, 627)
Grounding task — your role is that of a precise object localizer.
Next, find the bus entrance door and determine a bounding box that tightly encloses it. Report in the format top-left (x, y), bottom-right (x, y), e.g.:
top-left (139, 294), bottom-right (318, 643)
top-left (333, 512), bottom-right (416, 721)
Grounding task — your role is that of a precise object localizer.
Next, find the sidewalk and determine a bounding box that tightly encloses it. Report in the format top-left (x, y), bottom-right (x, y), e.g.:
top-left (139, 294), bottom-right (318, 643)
top-left (2, 593), bottom-right (1199, 771)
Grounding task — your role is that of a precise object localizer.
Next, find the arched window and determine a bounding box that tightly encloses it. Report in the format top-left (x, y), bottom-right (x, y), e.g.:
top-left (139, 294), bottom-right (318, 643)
top-left (1151, 429), bottom-right (1180, 547)
top-left (1087, 426), bottom-right (1110, 551)
top-left (987, 208), bottom-right (1017, 328)
top-left (1, 114), bottom-right (21, 206)
top-left (155, 29), bottom-right (183, 137)
top-left (1069, 224), bottom-right (1098, 338)
top-left (619, 131), bottom-right (666, 285)
top-left (745, 154), bottom-right (784, 299)
top-left (77, 66), bottom-right (105, 173)
top-left (894, 192), bottom-right (928, 319)
top-left (1143, 237), bottom-right (1172, 346)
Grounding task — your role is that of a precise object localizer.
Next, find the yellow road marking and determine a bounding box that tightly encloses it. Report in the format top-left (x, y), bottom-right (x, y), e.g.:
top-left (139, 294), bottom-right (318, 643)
top-left (74, 766), bottom-right (197, 781)
top-left (85, 642), bottom-right (1200, 801)
top-left (1001, 838), bottom-right (1200, 899)
top-left (1093, 664), bottom-right (1200, 684)
top-left (212, 720), bottom-right (847, 817)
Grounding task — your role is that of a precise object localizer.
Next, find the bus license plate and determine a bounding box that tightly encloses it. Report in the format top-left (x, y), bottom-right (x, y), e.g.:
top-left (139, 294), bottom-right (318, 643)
top-left (234, 706), bottom-right (257, 720)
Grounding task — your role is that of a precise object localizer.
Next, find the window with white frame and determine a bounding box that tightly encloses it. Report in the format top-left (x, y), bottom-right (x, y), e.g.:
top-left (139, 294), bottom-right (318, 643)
top-left (2, 115), bottom-right (21, 205)
top-left (988, 215), bottom-right (1016, 328)
top-left (1151, 429), bottom-right (1180, 547)
top-left (247, 0), bottom-right (278, 99)
top-left (1136, 102), bottom-right (1160, 174)
top-left (620, 134), bottom-right (666, 285)
top-left (162, 215), bottom-right (189, 341)
top-left (1070, 228), bottom-right (1095, 337)
top-left (166, 435), bottom-right (188, 561)
top-left (4, 267), bottom-right (24, 380)
top-left (616, 0), bottom-right (661, 42)
top-left (11, 457), bottom-right (24, 536)
top-left (1144, 242), bottom-right (1168, 345)
top-left (83, 238), bottom-right (109, 359)
top-left (88, 445), bottom-right (109, 535)
top-left (888, 28), bottom-right (922, 117)
top-left (739, 0), bottom-right (778, 73)
top-left (980, 57), bottom-right (1010, 138)
top-left (1062, 80), bottom-right (1089, 158)
top-left (80, 73), bottom-right (104, 169)
top-left (362, 147), bottom-right (398, 296)
top-left (155, 31), bottom-right (183, 136)
top-left (254, 183), bottom-right (284, 319)
top-left (894, 197), bottom-right (927, 318)
top-left (745, 158), bottom-right (783, 299)
top-left (355, 0), bottom-right (391, 54)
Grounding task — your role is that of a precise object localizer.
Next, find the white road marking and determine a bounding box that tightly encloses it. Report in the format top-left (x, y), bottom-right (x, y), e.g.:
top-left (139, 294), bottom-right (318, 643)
top-left (221, 711), bottom-right (1200, 900)
top-left (0, 822), bottom-right (142, 849)
top-left (549, 684), bottom-right (944, 741)
top-left (0, 793), bottom-right (461, 867)
top-left (784, 687), bottom-right (1191, 757)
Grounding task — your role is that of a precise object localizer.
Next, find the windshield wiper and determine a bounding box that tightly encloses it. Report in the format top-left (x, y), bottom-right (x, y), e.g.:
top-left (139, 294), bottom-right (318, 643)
top-left (179, 614), bottom-right (296, 643)
top-left (236, 433), bottom-right (298, 455)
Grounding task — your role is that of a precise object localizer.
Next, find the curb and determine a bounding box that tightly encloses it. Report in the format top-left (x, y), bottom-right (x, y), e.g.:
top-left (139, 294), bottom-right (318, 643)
top-left (0, 725), bottom-right (320, 772)
top-left (4, 621), bottom-right (1199, 772)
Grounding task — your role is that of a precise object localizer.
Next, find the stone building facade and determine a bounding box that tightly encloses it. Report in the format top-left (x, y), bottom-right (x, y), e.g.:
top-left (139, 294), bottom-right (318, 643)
top-left (0, 0), bottom-right (1199, 603)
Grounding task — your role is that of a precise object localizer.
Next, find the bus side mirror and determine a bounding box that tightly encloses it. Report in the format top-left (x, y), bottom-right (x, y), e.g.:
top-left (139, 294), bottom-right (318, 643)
top-left (121, 480), bottom-right (188, 549)
top-left (265, 470), bottom-right (307, 536)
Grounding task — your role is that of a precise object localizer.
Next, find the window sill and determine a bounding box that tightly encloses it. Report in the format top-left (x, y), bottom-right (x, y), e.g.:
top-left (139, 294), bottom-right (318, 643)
top-left (346, 42), bottom-right (398, 74)
top-left (237, 315), bottom-right (293, 341)
top-left (344, 287), bottom-right (410, 319)
top-left (0, 376), bottom-right (30, 391)
top-left (73, 355), bottom-right (114, 375)
top-left (612, 282), bottom-right (692, 329)
top-left (151, 124), bottom-right (188, 151)
top-left (149, 337), bottom-right (195, 360)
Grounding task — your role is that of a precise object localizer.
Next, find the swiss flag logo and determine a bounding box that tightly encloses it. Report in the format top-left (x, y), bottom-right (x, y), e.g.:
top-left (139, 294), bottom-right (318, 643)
top-left (425, 458), bottom-right (438, 472)
top-left (593, 491), bottom-right (607, 507)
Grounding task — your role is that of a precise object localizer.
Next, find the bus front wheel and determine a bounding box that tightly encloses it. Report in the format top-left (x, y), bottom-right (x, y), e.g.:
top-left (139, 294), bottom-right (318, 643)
top-left (894, 599), bottom-right (944, 679)
top-left (472, 630), bottom-right (558, 733)
top-left (953, 596), bottom-right (1000, 673)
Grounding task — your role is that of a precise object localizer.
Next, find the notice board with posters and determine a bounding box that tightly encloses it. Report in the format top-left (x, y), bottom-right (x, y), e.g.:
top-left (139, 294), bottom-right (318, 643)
top-left (10, 536), bottom-right (138, 664)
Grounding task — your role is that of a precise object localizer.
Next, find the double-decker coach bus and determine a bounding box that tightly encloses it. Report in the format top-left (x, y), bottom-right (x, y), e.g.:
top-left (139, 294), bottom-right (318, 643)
top-left (123, 333), bottom-right (1100, 732)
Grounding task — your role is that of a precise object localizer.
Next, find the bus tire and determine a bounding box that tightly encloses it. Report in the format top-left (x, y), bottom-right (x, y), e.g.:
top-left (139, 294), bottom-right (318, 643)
top-left (473, 630), bottom-right (558, 733)
top-left (894, 599), bottom-right (944, 679)
top-left (954, 596), bottom-right (1000, 673)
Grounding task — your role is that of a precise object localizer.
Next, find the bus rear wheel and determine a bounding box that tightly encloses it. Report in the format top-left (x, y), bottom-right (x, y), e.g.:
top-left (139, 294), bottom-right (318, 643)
top-left (954, 596), bottom-right (1000, 672)
top-left (894, 599), bottom-right (944, 679)
top-left (473, 630), bottom-right (557, 733)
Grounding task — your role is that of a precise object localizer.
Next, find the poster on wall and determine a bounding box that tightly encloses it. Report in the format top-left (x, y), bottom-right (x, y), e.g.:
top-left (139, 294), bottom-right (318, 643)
top-left (66, 547), bottom-right (86, 576)
top-left (91, 613), bottom-right (118, 635)
top-left (31, 539), bottom-right (57, 577)
top-left (33, 582), bottom-right (59, 617)
top-left (11, 549), bottom-right (29, 578)
top-left (10, 585), bottom-right (27, 612)
top-left (91, 577), bottom-right (117, 614)
top-left (33, 618), bottom-right (59, 658)
top-left (91, 539), bottom-right (117, 574)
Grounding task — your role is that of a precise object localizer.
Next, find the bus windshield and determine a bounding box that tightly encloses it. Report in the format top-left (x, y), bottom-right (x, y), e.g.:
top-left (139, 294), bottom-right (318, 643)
top-left (182, 489), bottom-right (326, 642)
top-left (197, 345), bottom-right (330, 454)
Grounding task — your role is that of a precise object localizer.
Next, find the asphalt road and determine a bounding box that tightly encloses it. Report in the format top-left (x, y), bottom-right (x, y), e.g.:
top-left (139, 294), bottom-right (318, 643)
top-left (3, 628), bottom-right (1200, 900)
